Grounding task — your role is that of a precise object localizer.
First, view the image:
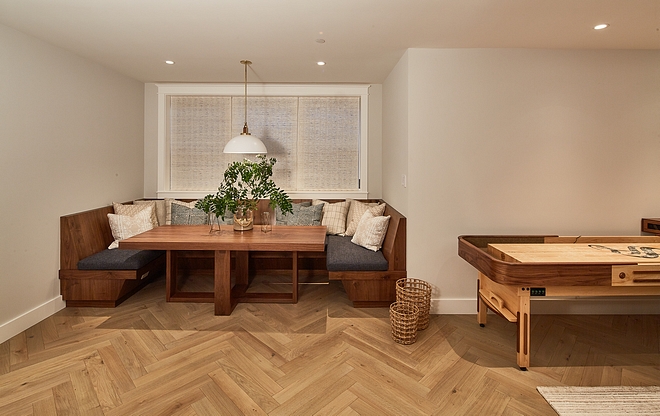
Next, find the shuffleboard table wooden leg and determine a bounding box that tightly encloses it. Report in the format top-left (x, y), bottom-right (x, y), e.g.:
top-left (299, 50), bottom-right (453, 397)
top-left (477, 274), bottom-right (488, 327)
top-left (516, 289), bottom-right (531, 369)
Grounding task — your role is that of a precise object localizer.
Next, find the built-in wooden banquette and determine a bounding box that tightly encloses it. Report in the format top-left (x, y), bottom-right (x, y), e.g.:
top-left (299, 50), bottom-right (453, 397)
top-left (59, 199), bottom-right (406, 308)
top-left (59, 205), bottom-right (165, 307)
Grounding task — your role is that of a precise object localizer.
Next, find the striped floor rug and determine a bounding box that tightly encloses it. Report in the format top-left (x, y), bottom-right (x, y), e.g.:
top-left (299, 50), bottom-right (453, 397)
top-left (537, 386), bottom-right (660, 415)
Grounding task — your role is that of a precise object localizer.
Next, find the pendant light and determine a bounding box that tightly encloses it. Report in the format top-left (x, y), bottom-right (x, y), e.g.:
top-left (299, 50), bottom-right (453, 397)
top-left (223, 60), bottom-right (267, 154)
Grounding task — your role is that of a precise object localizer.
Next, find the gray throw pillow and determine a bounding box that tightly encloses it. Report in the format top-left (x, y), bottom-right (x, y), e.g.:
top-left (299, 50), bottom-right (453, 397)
top-left (209, 210), bottom-right (234, 225)
top-left (171, 203), bottom-right (207, 225)
top-left (276, 203), bottom-right (323, 226)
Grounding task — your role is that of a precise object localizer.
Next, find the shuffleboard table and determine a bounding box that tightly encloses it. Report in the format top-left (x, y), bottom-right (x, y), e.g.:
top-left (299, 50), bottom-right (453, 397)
top-left (458, 235), bottom-right (660, 370)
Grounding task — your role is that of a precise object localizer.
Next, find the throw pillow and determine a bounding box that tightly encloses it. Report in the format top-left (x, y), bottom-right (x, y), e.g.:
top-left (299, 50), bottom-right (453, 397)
top-left (113, 202), bottom-right (159, 229)
top-left (274, 200), bottom-right (311, 225)
top-left (313, 199), bottom-right (350, 235)
top-left (351, 210), bottom-right (391, 252)
top-left (164, 198), bottom-right (176, 225)
top-left (344, 200), bottom-right (386, 237)
top-left (170, 200), bottom-right (207, 225)
top-left (107, 209), bottom-right (154, 249)
top-left (276, 203), bottom-right (323, 226)
top-left (134, 199), bottom-right (167, 226)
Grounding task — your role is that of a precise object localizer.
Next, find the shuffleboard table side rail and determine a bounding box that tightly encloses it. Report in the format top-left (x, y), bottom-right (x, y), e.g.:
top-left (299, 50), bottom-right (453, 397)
top-left (545, 235), bottom-right (660, 244)
top-left (458, 235), bottom-right (619, 286)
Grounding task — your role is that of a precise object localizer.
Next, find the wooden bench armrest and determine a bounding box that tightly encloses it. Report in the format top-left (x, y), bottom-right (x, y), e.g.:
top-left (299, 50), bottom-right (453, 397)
top-left (381, 204), bottom-right (406, 272)
top-left (60, 205), bottom-right (115, 269)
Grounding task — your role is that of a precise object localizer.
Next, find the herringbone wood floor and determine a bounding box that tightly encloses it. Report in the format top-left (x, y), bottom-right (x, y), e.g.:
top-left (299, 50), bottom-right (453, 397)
top-left (1, 272), bottom-right (659, 415)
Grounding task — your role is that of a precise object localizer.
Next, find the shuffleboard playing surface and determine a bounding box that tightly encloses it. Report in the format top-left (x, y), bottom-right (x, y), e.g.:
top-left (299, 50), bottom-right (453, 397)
top-left (488, 243), bottom-right (660, 264)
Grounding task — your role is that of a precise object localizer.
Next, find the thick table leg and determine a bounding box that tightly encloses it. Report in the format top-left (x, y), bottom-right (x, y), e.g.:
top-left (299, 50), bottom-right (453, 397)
top-left (292, 251), bottom-right (299, 303)
top-left (235, 251), bottom-right (249, 286)
top-left (516, 289), bottom-right (531, 370)
top-left (165, 250), bottom-right (177, 301)
top-left (214, 250), bottom-right (232, 315)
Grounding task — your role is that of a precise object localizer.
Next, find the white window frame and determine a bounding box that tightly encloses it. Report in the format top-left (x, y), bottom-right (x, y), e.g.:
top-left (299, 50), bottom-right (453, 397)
top-left (156, 83), bottom-right (369, 200)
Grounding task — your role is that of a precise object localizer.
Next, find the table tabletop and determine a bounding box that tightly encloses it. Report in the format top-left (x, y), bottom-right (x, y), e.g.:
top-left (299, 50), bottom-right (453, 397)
top-left (119, 225), bottom-right (327, 252)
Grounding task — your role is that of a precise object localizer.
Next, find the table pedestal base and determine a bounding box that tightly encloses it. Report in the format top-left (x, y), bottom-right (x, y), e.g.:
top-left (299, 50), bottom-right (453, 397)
top-left (164, 250), bottom-right (300, 315)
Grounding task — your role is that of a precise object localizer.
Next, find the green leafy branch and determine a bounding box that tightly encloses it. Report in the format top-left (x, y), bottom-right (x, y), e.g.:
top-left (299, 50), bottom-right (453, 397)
top-left (196, 155), bottom-right (293, 220)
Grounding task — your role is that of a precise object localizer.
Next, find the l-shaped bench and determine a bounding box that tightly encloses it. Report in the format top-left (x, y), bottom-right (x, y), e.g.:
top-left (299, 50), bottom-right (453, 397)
top-left (59, 205), bottom-right (166, 307)
top-left (59, 199), bottom-right (406, 308)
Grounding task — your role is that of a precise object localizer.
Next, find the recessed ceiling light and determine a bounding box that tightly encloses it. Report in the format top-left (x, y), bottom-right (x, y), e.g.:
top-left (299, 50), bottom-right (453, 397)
top-left (165, 60), bottom-right (175, 65)
top-left (317, 61), bottom-right (326, 66)
top-left (594, 23), bottom-right (609, 30)
top-left (315, 39), bottom-right (326, 44)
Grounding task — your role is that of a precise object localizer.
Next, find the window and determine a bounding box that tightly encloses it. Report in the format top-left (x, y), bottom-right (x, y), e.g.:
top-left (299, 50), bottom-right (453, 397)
top-left (156, 84), bottom-right (369, 199)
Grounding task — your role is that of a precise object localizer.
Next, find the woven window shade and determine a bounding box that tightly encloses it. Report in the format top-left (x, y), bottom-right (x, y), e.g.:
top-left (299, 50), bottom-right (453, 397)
top-left (232, 97), bottom-right (298, 190)
top-left (167, 95), bottom-right (360, 192)
top-left (170, 96), bottom-right (231, 190)
top-left (297, 97), bottom-right (360, 191)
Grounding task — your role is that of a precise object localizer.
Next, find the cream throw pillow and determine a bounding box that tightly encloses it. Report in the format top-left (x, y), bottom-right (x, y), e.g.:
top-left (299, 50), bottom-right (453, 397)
top-left (107, 208), bottom-right (154, 249)
top-left (313, 199), bottom-right (350, 235)
top-left (134, 199), bottom-right (167, 226)
top-left (113, 202), bottom-right (159, 229)
top-left (344, 200), bottom-right (386, 237)
top-left (351, 210), bottom-right (391, 251)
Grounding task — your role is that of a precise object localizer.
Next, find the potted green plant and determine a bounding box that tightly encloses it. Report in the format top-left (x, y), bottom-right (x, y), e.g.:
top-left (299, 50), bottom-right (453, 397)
top-left (196, 155), bottom-right (293, 231)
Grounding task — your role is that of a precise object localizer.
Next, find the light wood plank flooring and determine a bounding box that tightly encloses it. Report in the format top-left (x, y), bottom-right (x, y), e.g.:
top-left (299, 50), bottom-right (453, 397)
top-left (1, 272), bottom-right (659, 415)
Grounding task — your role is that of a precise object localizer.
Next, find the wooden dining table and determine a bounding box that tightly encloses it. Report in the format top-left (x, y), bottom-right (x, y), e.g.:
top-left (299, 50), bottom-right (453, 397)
top-left (120, 225), bottom-right (327, 315)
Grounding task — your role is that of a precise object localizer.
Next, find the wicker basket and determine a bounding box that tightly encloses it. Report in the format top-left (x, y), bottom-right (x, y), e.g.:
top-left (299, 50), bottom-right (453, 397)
top-left (396, 278), bottom-right (432, 330)
top-left (389, 302), bottom-right (419, 345)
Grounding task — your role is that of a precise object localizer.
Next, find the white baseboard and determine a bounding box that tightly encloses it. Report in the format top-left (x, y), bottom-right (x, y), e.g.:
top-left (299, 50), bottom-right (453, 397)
top-left (431, 298), bottom-right (478, 315)
top-left (0, 296), bottom-right (66, 344)
top-left (431, 297), bottom-right (660, 315)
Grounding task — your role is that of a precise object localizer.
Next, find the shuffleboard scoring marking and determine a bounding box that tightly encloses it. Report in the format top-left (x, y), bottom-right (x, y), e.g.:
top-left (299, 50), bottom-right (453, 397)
top-left (589, 244), bottom-right (660, 259)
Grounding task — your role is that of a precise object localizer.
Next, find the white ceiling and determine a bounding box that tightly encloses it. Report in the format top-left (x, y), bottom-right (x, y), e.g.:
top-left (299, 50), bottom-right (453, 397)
top-left (1, 0), bottom-right (658, 84)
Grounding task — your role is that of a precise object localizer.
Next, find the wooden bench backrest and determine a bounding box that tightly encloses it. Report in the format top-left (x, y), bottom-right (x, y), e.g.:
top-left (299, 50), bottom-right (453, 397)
top-left (257, 198), bottom-right (406, 271)
top-left (60, 205), bottom-right (114, 269)
top-left (63, 199), bottom-right (406, 271)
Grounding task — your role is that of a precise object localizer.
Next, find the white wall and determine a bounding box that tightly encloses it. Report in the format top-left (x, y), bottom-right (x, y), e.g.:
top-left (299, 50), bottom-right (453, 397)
top-left (384, 48), bottom-right (660, 314)
top-left (0, 24), bottom-right (145, 343)
top-left (382, 50), bottom-right (409, 215)
top-left (366, 84), bottom-right (383, 199)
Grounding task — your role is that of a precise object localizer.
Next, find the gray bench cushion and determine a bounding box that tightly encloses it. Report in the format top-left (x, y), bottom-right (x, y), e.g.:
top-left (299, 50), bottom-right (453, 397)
top-left (326, 235), bottom-right (388, 271)
top-left (78, 249), bottom-right (164, 270)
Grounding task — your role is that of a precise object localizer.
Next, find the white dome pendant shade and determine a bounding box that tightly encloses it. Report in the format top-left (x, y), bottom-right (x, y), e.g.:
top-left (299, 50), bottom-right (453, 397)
top-left (223, 123), bottom-right (268, 154)
top-left (223, 60), bottom-right (267, 154)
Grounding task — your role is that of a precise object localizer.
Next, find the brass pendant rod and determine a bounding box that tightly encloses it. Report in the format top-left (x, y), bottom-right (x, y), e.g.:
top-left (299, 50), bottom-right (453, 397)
top-left (240, 60), bottom-right (252, 134)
